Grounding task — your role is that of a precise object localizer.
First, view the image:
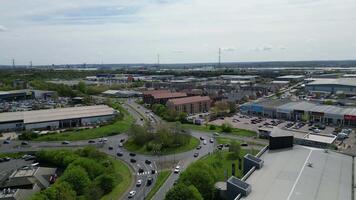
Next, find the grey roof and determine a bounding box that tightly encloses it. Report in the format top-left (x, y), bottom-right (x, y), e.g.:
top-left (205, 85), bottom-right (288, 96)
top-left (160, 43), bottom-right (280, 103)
top-left (306, 78), bottom-right (356, 87)
top-left (277, 75), bottom-right (305, 79)
top-left (242, 145), bottom-right (352, 200)
top-left (0, 105), bottom-right (115, 124)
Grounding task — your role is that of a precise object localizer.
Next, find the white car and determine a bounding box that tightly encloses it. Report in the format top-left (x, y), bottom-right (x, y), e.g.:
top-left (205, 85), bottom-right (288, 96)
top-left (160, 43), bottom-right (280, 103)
top-left (313, 128), bottom-right (321, 133)
top-left (174, 166), bottom-right (180, 174)
top-left (203, 140), bottom-right (207, 145)
top-left (209, 138), bottom-right (214, 143)
top-left (128, 191), bottom-right (136, 198)
top-left (136, 179), bottom-right (142, 187)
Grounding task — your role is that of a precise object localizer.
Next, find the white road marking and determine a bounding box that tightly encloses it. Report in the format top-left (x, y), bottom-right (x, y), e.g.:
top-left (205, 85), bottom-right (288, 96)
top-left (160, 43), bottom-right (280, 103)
top-left (286, 149), bottom-right (313, 200)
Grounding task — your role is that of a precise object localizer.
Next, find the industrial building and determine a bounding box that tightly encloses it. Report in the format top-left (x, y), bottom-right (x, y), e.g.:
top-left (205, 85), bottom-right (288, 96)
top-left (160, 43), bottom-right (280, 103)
top-left (220, 75), bottom-right (260, 83)
top-left (240, 100), bottom-right (356, 126)
top-left (102, 90), bottom-right (142, 98)
top-left (305, 78), bottom-right (356, 96)
top-left (0, 90), bottom-right (56, 101)
top-left (0, 105), bottom-right (116, 132)
top-left (166, 96), bottom-right (211, 114)
top-left (276, 75), bottom-right (305, 82)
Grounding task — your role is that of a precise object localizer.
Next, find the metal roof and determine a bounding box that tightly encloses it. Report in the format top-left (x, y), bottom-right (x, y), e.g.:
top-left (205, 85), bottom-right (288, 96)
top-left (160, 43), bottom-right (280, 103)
top-left (167, 96), bottom-right (210, 105)
top-left (306, 78), bottom-right (356, 87)
top-left (0, 105), bottom-right (115, 124)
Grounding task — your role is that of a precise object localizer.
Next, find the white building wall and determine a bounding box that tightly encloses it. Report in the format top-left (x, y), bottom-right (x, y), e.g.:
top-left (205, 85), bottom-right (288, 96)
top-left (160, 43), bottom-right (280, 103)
top-left (81, 115), bottom-right (115, 125)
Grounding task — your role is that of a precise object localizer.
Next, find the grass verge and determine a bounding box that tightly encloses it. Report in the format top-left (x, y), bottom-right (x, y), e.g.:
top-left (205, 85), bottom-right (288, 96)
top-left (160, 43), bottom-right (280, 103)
top-left (124, 135), bottom-right (200, 155)
top-left (145, 170), bottom-right (171, 200)
top-left (101, 157), bottom-right (132, 200)
top-left (0, 152), bottom-right (25, 159)
top-left (181, 123), bottom-right (257, 137)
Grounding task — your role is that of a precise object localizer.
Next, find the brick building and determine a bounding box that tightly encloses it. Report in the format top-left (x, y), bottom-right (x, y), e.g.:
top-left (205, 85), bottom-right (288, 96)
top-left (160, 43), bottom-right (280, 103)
top-left (166, 96), bottom-right (211, 114)
top-left (142, 90), bottom-right (187, 104)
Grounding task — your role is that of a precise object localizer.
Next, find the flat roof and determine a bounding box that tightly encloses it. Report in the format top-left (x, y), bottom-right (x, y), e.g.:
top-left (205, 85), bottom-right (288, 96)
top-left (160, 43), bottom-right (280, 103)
top-left (303, 133), bottom-right (336, 144)
top-left (152, 92), bottom-right (187, 99)
top-left (0, 105), bottom-right (115, 124)
top-left (242, 145), bottom-right (352, 200)
top-left (277, 75), bottom-right (305, 79)
top-left (167, 96), bottom-right (210, 105)
top-left (306, 78), bottom-right (356, 87)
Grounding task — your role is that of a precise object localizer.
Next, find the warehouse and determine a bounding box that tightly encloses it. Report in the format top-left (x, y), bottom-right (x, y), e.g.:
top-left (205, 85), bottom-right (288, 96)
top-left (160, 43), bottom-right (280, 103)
top-left (0, 105), bottom-right (116, 132)
top-left (276, 75), bottom-right (305, 82)
top-left (102, 90), bottom-right (142, 98)
top-left (305, 78), bottom-right (356, 96)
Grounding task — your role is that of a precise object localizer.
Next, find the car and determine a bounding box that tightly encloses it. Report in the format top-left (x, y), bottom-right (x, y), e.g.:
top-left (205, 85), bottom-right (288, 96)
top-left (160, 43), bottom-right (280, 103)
top-left (88, 140), bottom-right (95, 143)
top-left (138, 168), bottom-right (144, 173)
top-left (199, 136), bottom-right (204, 140)
top-left (145, 159), bottom-right (152, 165)
top-left (217, 146), bottom-right (223, 150)
top-left (3, 140), bottom-right (10, 144)
top-left (120, 138), bottom-right (125, 143)
top-left (22, 155), bottom-right (36, 161)
top-left (140, 118), bottom-right (144, 121)
top-left (241, 143), bottom-right (248, 147)
top-left (194, 152), bottom-right (199, 157)
top-left (118, 143), bottom-right (123, 147)
top-left (0, 158), bottom-right (4, 162)
top-left (209, 138), bottom-right (214, 143)
top-left (196, 146), bottom-right (202, 150)
top-left (136, 179), bottom-right (142, 187)
top-left (147, 176), bottom-right (153, 186)
top-left (130, 158), bottom-right (136, 163)
top-left (203, 140), bottom-right (207, 145)
top-left (129, 153), bottom-right (136, 157)
top-left (21, 141), bottom-right (29, 145)
top-left (116, 152), bottom-right (123, 157)
top-left (313, 128), bottom-right (321, 133)
top-left (213, 132), bottom-right (220, 136)
top-left (174, 166), bottom-right (180, 173)
top-left (151, 169), bottom-right (156, 174)
top-left (128, 190), bottom-right (136, 198)
top-left (3, 157), bottom-right (10, 161)
top-left (62, 141), bottom-right (70, 145)
top-left (108, 146), bottom-right (113, 150)
top-left (224, 143), bottom-right (230, 147)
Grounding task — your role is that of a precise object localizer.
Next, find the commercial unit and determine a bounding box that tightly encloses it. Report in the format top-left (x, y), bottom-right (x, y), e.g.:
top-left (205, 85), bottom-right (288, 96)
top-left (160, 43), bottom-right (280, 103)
top-left (220, 75), bottom-right (259, 83)
top-left (142, 90), bottom-right (187, 105)
top-left (0, 90), bottom-right (56, 101)
top-left (0, 105), bottom-right (116, 132)
top-left (240, 100), bottom-right (356, 126)
top-left (166, 96), bottom-right (211, 114)
top-left (305, 78), bottom-right (356, 96)
top-left (102, 90), bottom-right (142, 98)
top-left (276, 75), bottom-right (305, 82)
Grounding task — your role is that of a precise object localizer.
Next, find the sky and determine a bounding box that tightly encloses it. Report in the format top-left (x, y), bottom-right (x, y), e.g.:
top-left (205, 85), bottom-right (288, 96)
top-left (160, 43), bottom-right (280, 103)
top-left (0, 0), bottom-right (356, 65)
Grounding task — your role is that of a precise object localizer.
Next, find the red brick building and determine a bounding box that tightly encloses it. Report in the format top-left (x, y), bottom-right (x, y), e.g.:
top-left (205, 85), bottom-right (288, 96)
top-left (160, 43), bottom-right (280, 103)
top-left (142, 90), bottom-right (187, 105)
top-left (166, 96), bottom-right (211, 114)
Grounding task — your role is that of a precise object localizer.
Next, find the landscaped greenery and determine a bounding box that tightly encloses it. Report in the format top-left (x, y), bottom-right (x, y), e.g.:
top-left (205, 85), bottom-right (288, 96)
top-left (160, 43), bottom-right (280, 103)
top-left (32, 147), bottom-right (131, 200)
top-left (32, 103), bottom-right (134, 141)
top-left (145, 170), bottom-right (171, 200)
top-left (124, 123), bottom-right (199, 155)
top-left (166, 146), bottom-right (256, 200)
top-left (151, 104), bottom-right (187, 123)
top-left (181, 123), bottom-right (257, 137)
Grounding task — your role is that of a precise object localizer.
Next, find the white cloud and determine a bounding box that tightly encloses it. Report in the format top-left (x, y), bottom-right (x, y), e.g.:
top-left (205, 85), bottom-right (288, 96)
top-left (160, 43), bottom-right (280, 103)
top-left (221, 47), bottom-right (236, 52)
top-left (0, 25), bottom-right (7, 32)
top-left (251, 45), bottom-right (273, 52)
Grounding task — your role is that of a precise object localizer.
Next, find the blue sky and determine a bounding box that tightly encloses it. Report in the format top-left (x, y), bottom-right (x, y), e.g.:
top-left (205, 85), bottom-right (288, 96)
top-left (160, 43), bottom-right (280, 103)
top-left (0, 0), bottom-right (355, 65)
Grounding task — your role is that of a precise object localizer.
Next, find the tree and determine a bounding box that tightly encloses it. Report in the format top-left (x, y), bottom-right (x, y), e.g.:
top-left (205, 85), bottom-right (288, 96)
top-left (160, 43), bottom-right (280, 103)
top-left (228, 102), bottom-right (237, 114)
top-left (165, 184), bottom-right (203, 200)
top-left (228, 140), bottom-right (241, 159)
top-left (221, 123), bottom-right (232, 133)
top-left (94, 174), bottom-right (117, 194)
top-left (60, 165), bottom-right (91, 195)
top-left (32, 181), bottom-right (76, 200)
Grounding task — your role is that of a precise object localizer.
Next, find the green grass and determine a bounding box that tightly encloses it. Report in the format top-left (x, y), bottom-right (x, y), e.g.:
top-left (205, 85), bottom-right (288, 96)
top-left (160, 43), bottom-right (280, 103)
top-left (101, 157), bottom-right (132, 200)
top-left (124, 136), bottom-right (200, 155)
top-left (181, 123), bottom-right (257, 137)
top-left (34, 107), bottom-right (134, 141)
top-left (0, 152), bottom-right (25, 159)
top-left (145, 170), bottom-right (171, 200)
top-left (197, 150), bottom-right (252, 180)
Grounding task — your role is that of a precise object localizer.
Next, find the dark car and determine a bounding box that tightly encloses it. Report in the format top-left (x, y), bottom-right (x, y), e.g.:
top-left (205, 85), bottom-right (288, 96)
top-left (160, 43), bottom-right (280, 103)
top-left (129, 153), bottom-right (136, 157)
top-left (145, 159), bottom-right (152, 165)
top-left (0, 158), bottom-right (4, 162)
top-left (108, 146), bottom-right (113, 150)
top-left (146, 177), bottom-right (153, 186)
top-left (194, 152), bottom-right (199, 157)
top-left (62, 141), bottom-right (70, 145)
top-left (224, 144), bottom-right (230, 147)
top-left (196, 146), bottom-right (202, 150)
top-left (199, 136), bottom-right (204, 140)
top-left (21, 141), bottom-right (29, 145)
top-left (241, 143), bottom-right (248, 147)
top-left (3, 157), bottom-right (10, 161)
top-left (116, 152), bottom-right (123, 157)
top-left (88, 140), bottom-right (95, 143)
top-left (138, 168), bottom-right (144, 173)
top-left (120, 138), bottom-right (125, 143)
top-left (151, 169), bottom-right (156, 174)
top-left (3, 140), bottom-right (10, 144)
top-left (130, 158), bottom-right (136, 163)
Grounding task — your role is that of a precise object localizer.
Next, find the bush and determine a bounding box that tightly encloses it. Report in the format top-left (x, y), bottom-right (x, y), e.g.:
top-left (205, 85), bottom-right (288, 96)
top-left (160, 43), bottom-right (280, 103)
top-left (19, 131), bottom-right (39, 140)
top-left (209, 125), bottom-right (216, 130)
top-left (221, 123), bottom-right (232, 133)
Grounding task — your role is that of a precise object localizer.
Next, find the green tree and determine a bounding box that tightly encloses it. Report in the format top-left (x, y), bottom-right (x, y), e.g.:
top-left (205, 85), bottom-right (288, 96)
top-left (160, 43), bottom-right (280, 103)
top-left (228, 140), bottom-right (241, 159)
top-left (165, 184), bottom-right (203, 200)
top-left (32, 181), bottom-right (76, 200)
top-left (60, 165), bottom-right (91, 195)
top-left (94, 174), bottom-right (117, 194)
top-left (221, 123), bottom-right (232, 133)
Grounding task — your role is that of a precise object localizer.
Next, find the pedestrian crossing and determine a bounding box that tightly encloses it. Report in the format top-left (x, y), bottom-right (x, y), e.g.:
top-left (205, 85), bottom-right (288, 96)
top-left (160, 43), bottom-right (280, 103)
top-left (137, 171), bottom-right (151, 175)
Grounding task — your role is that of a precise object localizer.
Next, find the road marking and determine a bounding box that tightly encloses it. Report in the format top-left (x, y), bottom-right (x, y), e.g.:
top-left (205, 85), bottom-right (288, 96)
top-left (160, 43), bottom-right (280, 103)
top-left (286, 149), bottom-right (313, 200)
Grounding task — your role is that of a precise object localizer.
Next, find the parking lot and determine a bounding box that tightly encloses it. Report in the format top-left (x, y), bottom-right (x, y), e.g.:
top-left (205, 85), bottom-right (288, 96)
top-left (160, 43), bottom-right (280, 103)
top-left (209, 113), bottom-right (355, 153)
